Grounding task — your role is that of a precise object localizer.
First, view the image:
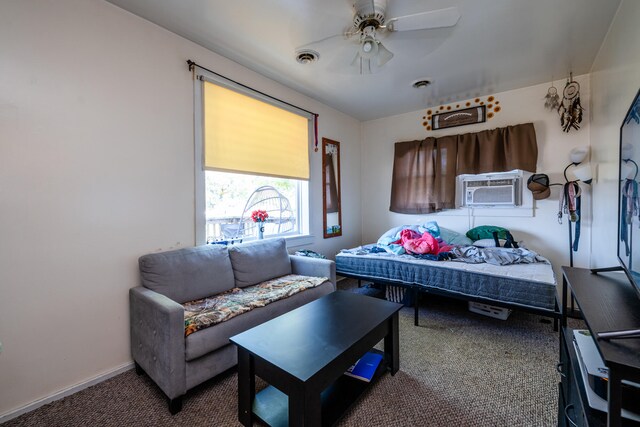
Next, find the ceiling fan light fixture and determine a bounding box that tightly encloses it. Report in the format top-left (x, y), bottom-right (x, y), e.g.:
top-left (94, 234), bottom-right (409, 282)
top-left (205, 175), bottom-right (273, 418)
top-left (376, 42), bottom-right (393, 66)
top-left (359, 36), bottom-right (379, 59)
top-left (297, 2), bottom-right (461, 76)
top-left (295, 49), bottom-right (320, 64)
top-left (351, 52), bottom-right (373, 74)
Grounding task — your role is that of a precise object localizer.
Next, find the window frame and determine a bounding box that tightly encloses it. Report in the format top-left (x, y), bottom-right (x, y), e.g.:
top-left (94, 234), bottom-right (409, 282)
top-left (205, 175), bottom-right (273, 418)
top-left (193, 70), bottom-right (314, 246)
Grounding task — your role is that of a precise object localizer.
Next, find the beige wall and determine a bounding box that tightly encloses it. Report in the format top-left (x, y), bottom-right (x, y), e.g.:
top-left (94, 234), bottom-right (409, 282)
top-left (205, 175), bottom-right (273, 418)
top-left (360, 77), bottom-right (592, 276)
top-left (0, 0), bottom-right (361, 416)
top-left (589, 0), bottom-right (640, 268)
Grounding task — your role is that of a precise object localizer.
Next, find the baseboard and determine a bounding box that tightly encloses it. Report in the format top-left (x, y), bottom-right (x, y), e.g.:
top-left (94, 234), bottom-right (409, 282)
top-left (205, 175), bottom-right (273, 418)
top-left (0, 361), bottom-right (134, 423)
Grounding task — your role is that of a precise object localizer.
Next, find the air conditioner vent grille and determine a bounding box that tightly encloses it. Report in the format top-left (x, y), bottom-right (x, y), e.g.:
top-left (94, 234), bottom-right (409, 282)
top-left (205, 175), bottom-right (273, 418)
top-left (471, 186), bottom-right (514, 204)
top-left (465, 180), bottom-right (488, 187)
top-left (466, 178), bottom-right (515, 187)
top-left (462, 175), bottom-right (522, 207)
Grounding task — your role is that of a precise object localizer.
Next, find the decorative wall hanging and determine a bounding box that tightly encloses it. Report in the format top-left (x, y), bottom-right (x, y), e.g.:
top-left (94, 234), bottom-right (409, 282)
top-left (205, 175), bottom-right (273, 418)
top-left (558, 73), bottom-right (583, 133)
top-left (543, 83), bottom-right (560, 111)
top-left (431, 106), bottom-right (486, 130)
top-left (422, 95), bottom-right (501, 132)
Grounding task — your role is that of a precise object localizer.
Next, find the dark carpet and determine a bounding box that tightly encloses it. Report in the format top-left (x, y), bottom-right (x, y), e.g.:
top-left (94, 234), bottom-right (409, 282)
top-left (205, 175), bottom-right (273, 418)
top-left (5, 280), bottom-right (563, 426)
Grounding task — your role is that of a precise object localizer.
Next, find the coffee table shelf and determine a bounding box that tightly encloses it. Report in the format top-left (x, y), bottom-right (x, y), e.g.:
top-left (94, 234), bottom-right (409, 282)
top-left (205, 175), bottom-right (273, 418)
top-left (253, 349), bottom-right (388, 427)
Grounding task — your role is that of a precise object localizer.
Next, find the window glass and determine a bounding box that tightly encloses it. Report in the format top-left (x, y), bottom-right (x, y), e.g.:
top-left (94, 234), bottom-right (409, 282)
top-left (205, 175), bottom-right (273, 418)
top-left (205, 171), bottom-right (305, 243)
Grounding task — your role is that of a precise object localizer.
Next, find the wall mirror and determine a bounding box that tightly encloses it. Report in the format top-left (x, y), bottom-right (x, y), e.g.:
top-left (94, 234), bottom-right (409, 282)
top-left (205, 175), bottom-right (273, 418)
top-left (322, 138), bottom-right (342, 238)
top-left (618, 89), bottom-right (640, 275)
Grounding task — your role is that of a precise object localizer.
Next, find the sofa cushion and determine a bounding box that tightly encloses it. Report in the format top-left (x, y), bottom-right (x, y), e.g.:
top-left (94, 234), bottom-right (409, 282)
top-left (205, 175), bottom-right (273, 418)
top-left (139, 245), bottom-right (235, 304)
top-left (185, 280), bottom-right (334, 361)
top-left (183, 274), bottom-right (328, 337)
top-left (228, 238), bottom-right (292, 288)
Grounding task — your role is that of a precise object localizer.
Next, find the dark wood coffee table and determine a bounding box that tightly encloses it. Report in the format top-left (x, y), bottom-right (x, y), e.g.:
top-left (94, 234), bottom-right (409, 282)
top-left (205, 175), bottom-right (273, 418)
top-left (229, 291), bottom-right (403, 427)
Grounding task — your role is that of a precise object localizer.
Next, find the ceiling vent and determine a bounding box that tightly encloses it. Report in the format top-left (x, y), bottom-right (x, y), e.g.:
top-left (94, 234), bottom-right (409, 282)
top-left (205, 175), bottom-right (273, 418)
top-left (295, 49), bottom-right (320, 64)
top-left (412, 79), bottom-right (432, 89)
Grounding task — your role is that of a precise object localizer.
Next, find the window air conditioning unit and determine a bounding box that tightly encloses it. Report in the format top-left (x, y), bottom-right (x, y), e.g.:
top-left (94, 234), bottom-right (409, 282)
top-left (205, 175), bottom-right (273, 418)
top-left (462, 173), bottom-right (522, 207)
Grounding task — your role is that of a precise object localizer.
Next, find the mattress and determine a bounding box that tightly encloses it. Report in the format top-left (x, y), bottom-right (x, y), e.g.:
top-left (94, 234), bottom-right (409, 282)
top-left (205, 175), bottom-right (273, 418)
top-left (336, 249), bottom-right (557, 311)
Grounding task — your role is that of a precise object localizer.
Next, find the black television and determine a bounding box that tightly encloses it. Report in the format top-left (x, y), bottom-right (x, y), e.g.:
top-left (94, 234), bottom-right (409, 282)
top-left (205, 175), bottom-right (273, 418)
top-left (602, 88), bottom-right (640, 340)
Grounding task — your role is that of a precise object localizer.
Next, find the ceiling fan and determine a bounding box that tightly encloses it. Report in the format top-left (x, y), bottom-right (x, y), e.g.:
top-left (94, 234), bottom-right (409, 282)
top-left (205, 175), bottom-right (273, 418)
top-left (295, 0), bottom-right (461, 74)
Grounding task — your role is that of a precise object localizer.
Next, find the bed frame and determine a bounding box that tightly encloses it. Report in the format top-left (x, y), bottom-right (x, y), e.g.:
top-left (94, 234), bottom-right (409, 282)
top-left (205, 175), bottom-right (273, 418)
top-left (339, 271), bottom-right (560, 331)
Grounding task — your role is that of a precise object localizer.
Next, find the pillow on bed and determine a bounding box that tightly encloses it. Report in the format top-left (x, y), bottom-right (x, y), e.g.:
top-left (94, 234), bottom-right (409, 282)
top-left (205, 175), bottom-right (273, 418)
top-left (377, 221), bottom-right (441, 245)
top-left (419, 221), bottom-right (441, 238)
top-left (439, 227), bottom-right (473, 246)
top-left (473, 238), bottom-right (506, 248)
top-left (377, 225), bottom-right (406, 245)
top-left (466, 225), bottom-right (511, 241)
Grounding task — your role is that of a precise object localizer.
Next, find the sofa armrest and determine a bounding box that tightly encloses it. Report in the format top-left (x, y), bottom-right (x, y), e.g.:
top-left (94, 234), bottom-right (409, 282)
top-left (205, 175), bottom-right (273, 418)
top-left (129, 286), bottom-right (186, 399)
top-left (289, 255), bottom-right (336, 290)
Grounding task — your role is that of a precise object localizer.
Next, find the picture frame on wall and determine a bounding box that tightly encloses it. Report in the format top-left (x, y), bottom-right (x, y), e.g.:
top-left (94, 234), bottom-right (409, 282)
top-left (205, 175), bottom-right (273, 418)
top-left (432, 105), bottom-right (486, 130)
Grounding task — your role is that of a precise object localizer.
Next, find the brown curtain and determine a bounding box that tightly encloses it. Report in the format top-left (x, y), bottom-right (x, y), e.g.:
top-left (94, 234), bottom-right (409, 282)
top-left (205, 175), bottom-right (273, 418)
top-left (325, 153), bottom-right (339, 213)
top-left (389, 136), bottom-right (458, 214)
top-left (390, 122), bottom-right (537, 214)
top-left (457, 123), bottom-right (538, 174)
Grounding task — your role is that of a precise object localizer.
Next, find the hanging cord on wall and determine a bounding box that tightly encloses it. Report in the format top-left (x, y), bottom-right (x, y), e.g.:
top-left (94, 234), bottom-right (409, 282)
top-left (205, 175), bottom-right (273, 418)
top-left (313, 114), bottom-right (319, 152)
top-left (572, 188), bottom-right (581, 252)
top-left (558, 181), bottom-right (582, 259)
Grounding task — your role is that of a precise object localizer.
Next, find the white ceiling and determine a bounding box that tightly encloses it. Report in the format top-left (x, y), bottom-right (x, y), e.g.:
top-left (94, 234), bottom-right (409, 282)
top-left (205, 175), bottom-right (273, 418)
top-left (106, 0), bottom-right (620, 121)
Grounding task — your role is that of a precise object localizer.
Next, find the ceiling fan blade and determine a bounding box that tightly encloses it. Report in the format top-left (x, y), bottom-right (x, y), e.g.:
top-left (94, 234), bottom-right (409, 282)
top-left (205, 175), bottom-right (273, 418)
top-left (376, 42), bottom-right (393, 66)
top-left (296, 30), bottom-right (358, 50)
top-left (386, 7), bottom-right (460, 32)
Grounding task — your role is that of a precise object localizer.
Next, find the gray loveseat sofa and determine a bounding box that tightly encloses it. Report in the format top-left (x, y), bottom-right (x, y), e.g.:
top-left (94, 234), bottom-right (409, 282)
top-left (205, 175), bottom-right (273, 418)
top-left (130, 238), bottom-right (335, 413)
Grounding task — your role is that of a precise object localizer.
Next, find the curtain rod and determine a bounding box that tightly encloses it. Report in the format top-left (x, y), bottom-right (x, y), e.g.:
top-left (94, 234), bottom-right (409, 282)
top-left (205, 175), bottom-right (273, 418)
top-left (187, 60), bottom-right (317, 117)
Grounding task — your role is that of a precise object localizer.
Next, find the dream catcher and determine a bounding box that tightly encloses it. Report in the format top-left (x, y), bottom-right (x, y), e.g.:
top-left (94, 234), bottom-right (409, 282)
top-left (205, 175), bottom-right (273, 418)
top-left (543, 83), bottom-right (560, 111)
top-left (558, 74), bottom-right (584, 132)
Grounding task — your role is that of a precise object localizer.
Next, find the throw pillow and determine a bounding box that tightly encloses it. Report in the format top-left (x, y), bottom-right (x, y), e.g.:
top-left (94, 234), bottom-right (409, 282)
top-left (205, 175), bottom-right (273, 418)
top-left (439, 227), bottom-right (474, 246)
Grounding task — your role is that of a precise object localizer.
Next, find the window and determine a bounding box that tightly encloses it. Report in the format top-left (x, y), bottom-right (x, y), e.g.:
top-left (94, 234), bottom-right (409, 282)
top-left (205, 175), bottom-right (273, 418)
top-left (193, 71), bottom-right (312, 245)
top-left (204, 171), bottom-right (306, 243)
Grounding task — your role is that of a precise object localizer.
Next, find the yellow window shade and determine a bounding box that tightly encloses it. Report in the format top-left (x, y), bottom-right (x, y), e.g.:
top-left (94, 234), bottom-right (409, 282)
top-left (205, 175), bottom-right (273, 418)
top-left (203, 81), bottom-right (310, 180)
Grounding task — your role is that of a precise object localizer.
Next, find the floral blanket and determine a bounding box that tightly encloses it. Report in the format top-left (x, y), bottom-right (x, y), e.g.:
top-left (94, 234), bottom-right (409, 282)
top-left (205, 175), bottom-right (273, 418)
top-left (183, 274), bottom-right (328, 337)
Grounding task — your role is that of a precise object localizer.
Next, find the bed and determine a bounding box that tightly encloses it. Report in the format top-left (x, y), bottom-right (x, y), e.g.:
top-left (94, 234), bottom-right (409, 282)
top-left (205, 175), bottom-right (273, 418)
top-left (336, 245), bottom-right (559, 328)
